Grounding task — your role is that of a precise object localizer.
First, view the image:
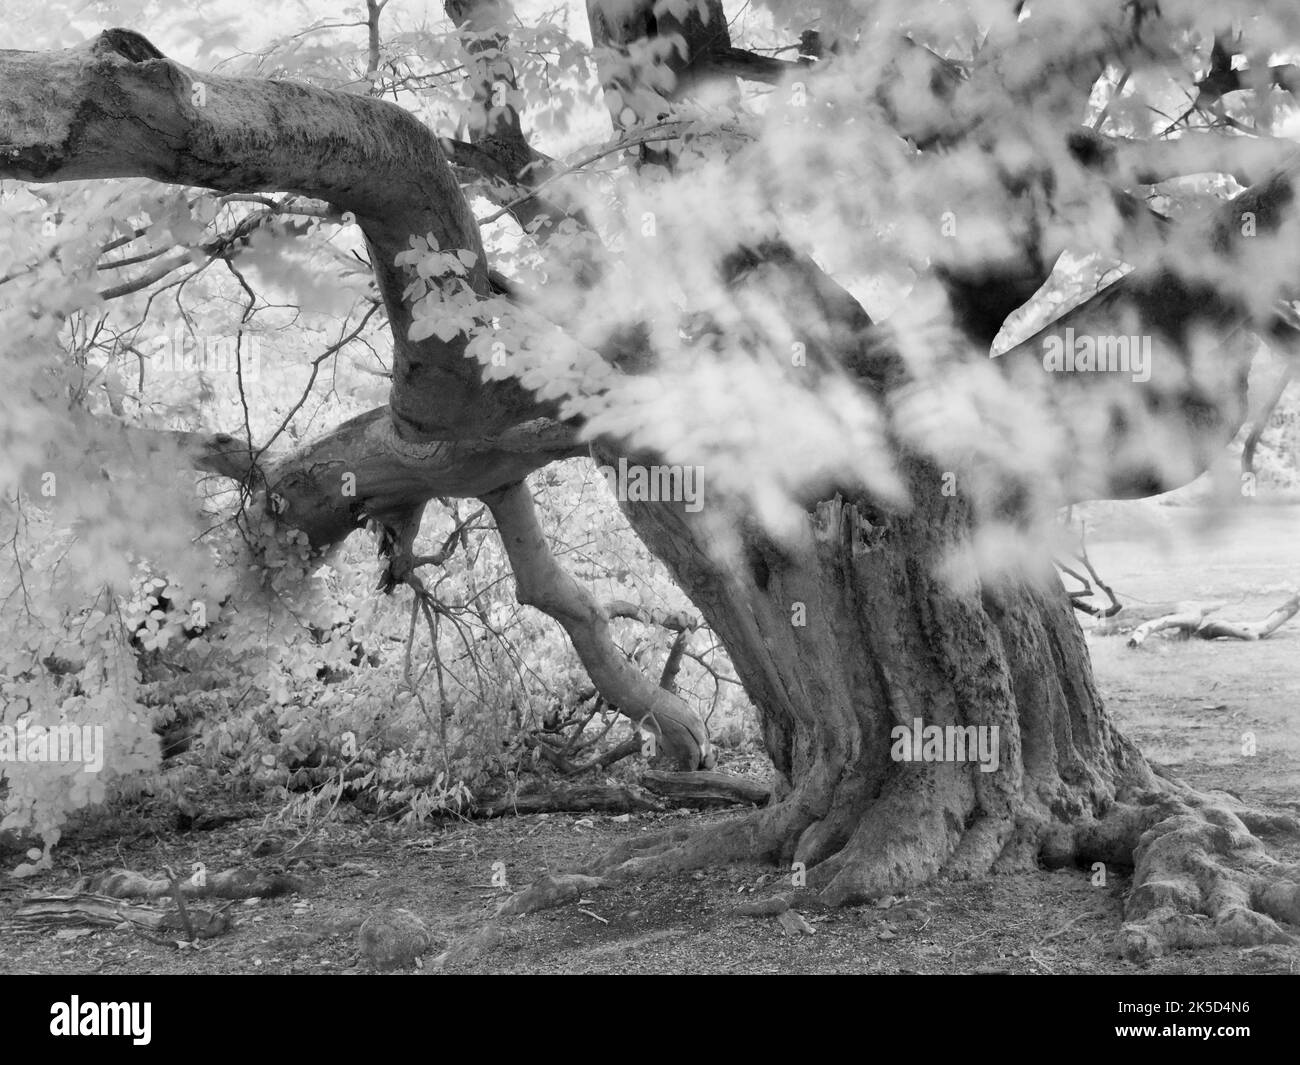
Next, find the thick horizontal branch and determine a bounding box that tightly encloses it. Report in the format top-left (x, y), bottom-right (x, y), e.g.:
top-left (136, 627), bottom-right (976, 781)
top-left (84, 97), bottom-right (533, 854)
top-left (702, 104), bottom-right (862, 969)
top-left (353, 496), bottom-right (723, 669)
top-left (0, 28), bottom-right (547, 441)
top-left (707, 46), bottom-right (802, 85)
top-left (120, 409), bottom-right (576, 547)
top-left (0, 30), bottom-right (468, 238)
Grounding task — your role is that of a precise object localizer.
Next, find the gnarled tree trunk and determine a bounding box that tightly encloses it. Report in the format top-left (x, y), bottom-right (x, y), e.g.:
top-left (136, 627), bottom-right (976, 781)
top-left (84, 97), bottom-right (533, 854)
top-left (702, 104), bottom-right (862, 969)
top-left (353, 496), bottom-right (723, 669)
top-left (576, 1), bottom-right (1300, 959)
top-left (604, 466), bottom-right (1300, 958)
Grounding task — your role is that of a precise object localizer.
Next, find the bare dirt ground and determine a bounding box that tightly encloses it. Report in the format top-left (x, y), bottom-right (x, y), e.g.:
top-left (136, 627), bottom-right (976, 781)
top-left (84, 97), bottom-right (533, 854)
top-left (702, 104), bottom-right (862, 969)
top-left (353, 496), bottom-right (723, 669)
top-left (1, 502), bottom-right (1297, 975)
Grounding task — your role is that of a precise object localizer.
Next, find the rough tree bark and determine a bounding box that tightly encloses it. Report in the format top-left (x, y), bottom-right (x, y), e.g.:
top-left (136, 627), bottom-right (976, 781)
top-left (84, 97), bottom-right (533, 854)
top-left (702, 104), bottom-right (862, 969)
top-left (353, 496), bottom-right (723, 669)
top-left (600, 456), bottom-right (1300, 958)
top-left (575, 1), bottom-right (1300, 960)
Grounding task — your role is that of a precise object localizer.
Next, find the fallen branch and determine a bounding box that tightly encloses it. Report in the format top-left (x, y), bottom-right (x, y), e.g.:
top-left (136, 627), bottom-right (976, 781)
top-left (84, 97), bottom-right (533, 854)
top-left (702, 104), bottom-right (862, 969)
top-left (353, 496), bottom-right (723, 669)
top-left (1127, 594), bottom-right (1300, 647)
top-left (1093, 601), bottom-right (1211, 635)
top-left (641, 770), bottom-right (771, 807)
top-left (75, 867), bottom-right (306, 899)
top-left (13, 892), bottom-right (231, 940)
top-left (473, 783), bottom-right (660, 817)
top-left (1126, 602), bottom-right (1224, 646)
top-left (473, 771), bottom-right (771, 815)
top-left (1195, 594), bottom-right (1300, 640)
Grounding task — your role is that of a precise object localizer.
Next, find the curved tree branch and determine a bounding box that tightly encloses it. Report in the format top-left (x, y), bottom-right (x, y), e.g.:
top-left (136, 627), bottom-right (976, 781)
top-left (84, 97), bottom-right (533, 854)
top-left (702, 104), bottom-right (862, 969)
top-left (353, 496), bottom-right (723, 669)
top-left (484, 479), bottom-right (711, 770)
top-left (0, 28), bottom-right (541, 441)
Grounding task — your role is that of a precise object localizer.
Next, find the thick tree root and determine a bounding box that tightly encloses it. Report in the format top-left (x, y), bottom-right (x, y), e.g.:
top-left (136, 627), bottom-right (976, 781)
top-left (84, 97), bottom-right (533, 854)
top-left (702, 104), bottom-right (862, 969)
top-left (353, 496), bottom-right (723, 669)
top-left (585, 780), bottom-right (1300, 962)
top-left (1109, 793), bottom-right (1300, 961)
top-left (589, 810), bottom-right (785, 880)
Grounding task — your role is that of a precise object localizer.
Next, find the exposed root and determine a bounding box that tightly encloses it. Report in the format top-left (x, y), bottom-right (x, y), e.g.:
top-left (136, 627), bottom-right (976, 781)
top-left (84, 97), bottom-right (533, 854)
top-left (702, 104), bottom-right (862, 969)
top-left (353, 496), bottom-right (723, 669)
top-left (1118, 797), bottom-right (1300, 961)
top-left (580, 775), bottom-right (1300, 963)
top-left (806, 770), bottom-right (974, 906)
top-left (589, 826), bottom-right (701, 875)
top-left (589, 810), bottom-right (783, 881)
top-left (1223, 804), bottom-right (1300, 841)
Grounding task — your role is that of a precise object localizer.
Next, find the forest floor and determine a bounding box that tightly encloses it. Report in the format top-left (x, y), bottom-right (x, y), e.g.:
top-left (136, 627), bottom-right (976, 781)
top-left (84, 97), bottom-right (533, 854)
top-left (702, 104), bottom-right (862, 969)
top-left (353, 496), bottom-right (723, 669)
top-left (1, 502), bottom-right (1298, 975)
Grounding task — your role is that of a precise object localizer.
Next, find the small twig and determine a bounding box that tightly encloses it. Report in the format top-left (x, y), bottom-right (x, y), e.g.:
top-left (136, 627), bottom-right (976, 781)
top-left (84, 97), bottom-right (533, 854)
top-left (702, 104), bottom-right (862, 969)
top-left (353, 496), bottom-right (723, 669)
top-left (119, 917), bottom-right (175, 949)
top-left (952, 928), bottom-right (995, 950)
top-left (1090, 68), bottom-right (1130, 131)
top-left (475, 120), bottom-right (735, 226)
top-left (161, 865), bottom-right (196, 942)
top-left (1037, 910), bottom-right (1107, 946)
top-left (285, 765), bottom-right (352, 855)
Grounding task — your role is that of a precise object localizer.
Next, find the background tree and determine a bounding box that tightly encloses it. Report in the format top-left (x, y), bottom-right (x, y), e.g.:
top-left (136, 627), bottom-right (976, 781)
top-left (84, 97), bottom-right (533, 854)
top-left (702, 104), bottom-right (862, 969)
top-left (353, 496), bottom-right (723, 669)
top-left (3, 0), bottom-right (1300, 960)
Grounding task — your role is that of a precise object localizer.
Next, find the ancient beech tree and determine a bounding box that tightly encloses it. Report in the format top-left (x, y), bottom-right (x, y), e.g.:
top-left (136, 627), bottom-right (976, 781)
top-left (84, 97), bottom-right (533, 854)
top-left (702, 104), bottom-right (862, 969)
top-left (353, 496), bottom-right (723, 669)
top-left (4, 0), bottom-right (1300, 959)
